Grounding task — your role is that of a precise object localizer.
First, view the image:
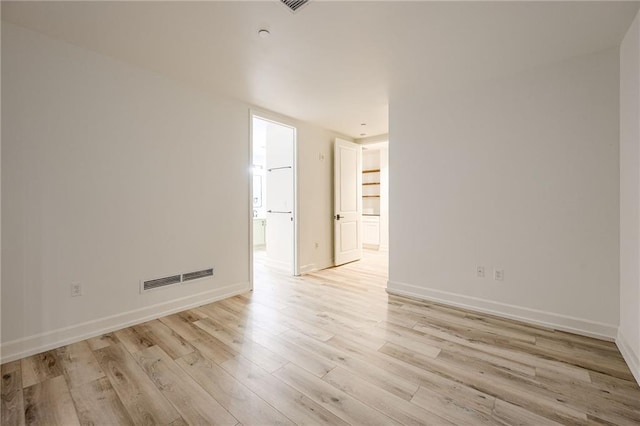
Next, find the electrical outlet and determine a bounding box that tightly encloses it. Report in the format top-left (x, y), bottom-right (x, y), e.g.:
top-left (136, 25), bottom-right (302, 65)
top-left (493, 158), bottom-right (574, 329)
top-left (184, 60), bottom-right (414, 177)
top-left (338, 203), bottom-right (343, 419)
top-left (71, 283), bottom-right (82, 297)
top-left (315, 242), bottom-right (319, 249)
top-left (476, 266), bottom-right (485, 278)
top-left (494, 269), bottom-right (504, 281)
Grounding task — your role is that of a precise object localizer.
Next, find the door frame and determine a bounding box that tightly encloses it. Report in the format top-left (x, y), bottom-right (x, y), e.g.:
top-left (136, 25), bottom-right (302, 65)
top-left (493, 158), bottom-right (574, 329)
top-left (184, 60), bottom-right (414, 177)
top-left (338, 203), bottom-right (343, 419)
top-left (333, 138), bottom-right (363, 266)
top-left (249, 109), bottom-right (299, 290)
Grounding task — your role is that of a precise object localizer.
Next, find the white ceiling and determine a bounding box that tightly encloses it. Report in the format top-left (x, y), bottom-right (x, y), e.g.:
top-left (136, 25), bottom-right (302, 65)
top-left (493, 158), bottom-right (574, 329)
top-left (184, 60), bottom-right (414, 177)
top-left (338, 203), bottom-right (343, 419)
top-left (3, 1), bottom-right (639, 138)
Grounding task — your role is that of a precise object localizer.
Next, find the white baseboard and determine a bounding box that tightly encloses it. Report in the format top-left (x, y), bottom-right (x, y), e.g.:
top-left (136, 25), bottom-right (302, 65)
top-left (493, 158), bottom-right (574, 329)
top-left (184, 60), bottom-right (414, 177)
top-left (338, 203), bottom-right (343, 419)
top-left (616, 329), bottom-right (640, 386)
top-left (386, 280), bottom-right (618, 341)
top-left (299, 263), bottom-right (317, 274)
top-left (0, 281), bottom-right (250, 363)
top-left (299, 258), bottom-right (334, 275)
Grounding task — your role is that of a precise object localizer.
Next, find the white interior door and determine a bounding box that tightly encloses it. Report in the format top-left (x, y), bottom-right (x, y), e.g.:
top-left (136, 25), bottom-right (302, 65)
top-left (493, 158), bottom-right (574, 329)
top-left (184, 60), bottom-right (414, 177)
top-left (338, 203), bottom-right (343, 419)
top-left (334, 138), bottom-right (362, 265)
top-left (264, 120), bottom-right (295, 273)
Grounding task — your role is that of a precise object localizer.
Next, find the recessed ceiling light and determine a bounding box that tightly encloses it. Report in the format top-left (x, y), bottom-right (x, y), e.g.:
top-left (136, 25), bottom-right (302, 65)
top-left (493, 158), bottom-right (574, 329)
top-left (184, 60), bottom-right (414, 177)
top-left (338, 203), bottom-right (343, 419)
top-left (258, 29), bottom-right (271, 38)
top-left (360, 133), bottom-right (367, 137)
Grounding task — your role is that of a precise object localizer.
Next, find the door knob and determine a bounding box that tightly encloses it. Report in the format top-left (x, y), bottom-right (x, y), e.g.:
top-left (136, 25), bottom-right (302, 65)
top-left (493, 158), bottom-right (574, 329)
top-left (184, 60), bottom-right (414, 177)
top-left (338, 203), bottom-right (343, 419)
top-left (334, 214), bottom-right (342, 220)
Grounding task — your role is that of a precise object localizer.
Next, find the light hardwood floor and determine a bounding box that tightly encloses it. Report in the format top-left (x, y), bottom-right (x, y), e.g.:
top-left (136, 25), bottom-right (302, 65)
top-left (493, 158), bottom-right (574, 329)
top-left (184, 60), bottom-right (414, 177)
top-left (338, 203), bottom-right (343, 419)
top-left (2, 249), bottom-right (640, 425)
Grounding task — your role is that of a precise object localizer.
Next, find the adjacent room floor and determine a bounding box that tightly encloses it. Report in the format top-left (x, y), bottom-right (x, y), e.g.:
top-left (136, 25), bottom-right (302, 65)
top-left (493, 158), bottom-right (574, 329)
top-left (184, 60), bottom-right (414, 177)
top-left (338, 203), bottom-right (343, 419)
top-left (2, 250), bottom-right (640, 425)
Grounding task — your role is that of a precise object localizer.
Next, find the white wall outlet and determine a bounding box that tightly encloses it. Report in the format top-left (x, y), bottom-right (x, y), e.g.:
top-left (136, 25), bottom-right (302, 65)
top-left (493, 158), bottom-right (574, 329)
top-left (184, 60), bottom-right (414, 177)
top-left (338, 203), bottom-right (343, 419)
top-left (494, 269), bottom-right (504, 281)
top-left (476, 266), bottom-right (485, 278)
top-left (314, 242), bottom-right (319, 249)
top-left (71, 283), bottom-right (82, 297)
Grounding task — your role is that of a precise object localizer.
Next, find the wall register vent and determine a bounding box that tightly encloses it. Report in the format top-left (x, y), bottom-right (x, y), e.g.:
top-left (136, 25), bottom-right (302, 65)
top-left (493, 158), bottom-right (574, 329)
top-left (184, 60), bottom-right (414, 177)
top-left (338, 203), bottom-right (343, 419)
top-left (141, 267), bottom-right (214, 293)
top-left (142, 275), bottom-right (182, 292)
top-left (281, 0), bottom-right (309, 13)
top-left (183, 268), bottom-right (214, 282)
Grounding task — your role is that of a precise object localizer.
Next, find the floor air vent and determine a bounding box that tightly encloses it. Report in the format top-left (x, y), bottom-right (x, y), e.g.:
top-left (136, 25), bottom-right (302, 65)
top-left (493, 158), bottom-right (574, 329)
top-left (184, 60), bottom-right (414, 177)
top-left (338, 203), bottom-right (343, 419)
top-left (142, 274), bottom-right (182, 292)
top-left (281, 0), bottom-right (309, 13)
top-left (183, 268), bottom-right (214, 282)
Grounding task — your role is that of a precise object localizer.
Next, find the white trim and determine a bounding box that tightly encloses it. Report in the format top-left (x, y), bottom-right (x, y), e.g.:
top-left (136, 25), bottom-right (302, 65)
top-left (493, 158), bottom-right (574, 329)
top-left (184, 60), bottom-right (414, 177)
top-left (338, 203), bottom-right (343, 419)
top-left (293, 125), bottom-right (299, 276)
top-left (616, 329), bottom-right (640, 386)
top-left (299, 263), bottom-right (317, 274)
top-left (386, 280), bottom-right (618, 341)
top-left (299, 258), bottom-right (333, 275)
top-left (0, 281), bottom-right (250, 363)
top-left (248, 109), bottom-right (255, 291)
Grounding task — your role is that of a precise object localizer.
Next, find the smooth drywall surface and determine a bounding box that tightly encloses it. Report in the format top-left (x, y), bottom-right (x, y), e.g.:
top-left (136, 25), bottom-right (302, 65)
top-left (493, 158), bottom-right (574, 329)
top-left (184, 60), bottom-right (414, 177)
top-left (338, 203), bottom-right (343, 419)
top-left (389, 48), bottom-right (620, 338)
top-left (296, 121), bottom-right (344, 272)
top-left (619, 10), bottom-right (640, 384)
top-left (1, 23), bottom-right (253, 359)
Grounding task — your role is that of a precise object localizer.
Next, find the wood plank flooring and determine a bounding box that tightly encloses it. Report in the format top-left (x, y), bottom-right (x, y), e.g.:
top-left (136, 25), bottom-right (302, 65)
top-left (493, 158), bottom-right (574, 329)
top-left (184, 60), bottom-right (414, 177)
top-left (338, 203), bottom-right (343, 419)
top-left (2, 249), bottom-right (640, 425)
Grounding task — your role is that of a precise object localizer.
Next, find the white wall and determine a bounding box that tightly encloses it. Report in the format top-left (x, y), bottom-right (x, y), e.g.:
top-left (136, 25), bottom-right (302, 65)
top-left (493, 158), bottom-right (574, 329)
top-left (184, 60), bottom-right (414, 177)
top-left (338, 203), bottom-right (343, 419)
top-left (1, 23), bottom-right (340, 361)
top-left (296, 122), bottom-right (351, 273)
top-left (1, 22), bottom-right (251, 360)
top-left (619, 10), bottom-right (640, 384)
top-left (389, 48), bottom-right (620, 339)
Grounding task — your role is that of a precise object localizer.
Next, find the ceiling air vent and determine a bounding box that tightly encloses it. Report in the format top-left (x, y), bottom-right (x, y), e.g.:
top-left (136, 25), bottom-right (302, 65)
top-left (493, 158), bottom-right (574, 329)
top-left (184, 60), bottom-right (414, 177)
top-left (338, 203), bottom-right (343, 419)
top-left (141, 274), bottom-right (182, 293)
top-left (281, 0), bottom-right (309, 13)
top-left (183, 268), bottom-right (214, 282)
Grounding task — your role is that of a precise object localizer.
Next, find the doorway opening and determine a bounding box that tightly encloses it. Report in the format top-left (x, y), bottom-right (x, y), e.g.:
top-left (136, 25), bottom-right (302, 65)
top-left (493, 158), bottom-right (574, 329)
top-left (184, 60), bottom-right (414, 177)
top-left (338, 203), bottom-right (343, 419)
top-left (250, 115), bottom-right (298, 287)
top-left (333, 139), bottom-right (389, 272)
top-left (360, 140), bottom-right (389, 280)
top-left (361, 141), bottom-right (389, 253)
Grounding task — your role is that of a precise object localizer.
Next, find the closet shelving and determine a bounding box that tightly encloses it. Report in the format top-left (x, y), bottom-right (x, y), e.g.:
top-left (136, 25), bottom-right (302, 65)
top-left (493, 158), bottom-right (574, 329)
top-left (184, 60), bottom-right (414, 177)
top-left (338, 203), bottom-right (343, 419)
top-left (362, 151), bottom-right (382, 247)
top-left (362, 167), bottom-right (381, 207)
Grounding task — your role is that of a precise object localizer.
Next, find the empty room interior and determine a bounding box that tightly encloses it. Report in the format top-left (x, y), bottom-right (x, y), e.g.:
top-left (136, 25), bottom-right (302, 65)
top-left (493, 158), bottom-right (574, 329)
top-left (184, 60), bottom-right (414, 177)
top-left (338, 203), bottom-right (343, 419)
top-left (2, 1), bottom-right (640, 425)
